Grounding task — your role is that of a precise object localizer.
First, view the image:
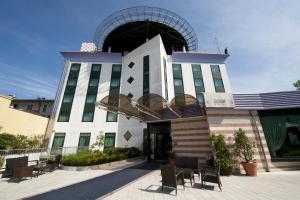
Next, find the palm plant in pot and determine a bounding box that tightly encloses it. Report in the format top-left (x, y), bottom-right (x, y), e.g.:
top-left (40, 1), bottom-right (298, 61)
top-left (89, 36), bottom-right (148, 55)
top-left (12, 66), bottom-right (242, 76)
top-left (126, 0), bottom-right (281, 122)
top-left (211, 134), bottom-right (233, 175)
top-left (234, 128), bottom-right (257, 176)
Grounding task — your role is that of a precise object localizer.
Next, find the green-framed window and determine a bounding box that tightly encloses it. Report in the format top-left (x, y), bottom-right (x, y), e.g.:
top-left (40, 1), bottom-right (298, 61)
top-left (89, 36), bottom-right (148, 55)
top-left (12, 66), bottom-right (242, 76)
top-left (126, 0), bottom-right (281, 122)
top-left (106, 64), bottom-right (122, 122)
top-left (82, 64), bottom-right (101, 122)
top-left (51, 133), bottom-right (65, 155)
top-left (163, 57), bottom-right (168, 101)
top-left (58, 63), bottom-right (81, 122)
top-left (106, 111), bottom-right (118, 122)
top-left (78, 133), bottom-right (91, 151)
top-left (172, 64), bottom-right (185, 104)
top-left (192, 64), bottom-right (205, 105)
top-left (143, 55), bottom-right (150, 106)
top-left (104, 132), bottom-right (116, 149)
top-left (211, 65), bottom-right (225, 93)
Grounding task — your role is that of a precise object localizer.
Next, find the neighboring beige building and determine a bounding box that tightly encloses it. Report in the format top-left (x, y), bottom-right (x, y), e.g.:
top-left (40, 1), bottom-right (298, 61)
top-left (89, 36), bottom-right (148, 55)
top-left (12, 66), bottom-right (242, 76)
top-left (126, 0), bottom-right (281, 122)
top-left (10, 98), bottom-right (54, 117)
top-left (0, 94), bottom-right (49, 136)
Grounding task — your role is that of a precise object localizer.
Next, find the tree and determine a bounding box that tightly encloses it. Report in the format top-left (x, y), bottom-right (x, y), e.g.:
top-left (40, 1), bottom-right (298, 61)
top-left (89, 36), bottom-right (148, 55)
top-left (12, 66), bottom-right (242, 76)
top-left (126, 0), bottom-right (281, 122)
top-left (91, 131), bottom-right (105, 150)
top-left (294, 80), bottom-right (300, 90)
top-left (0, 133), bottom-right (17, 150)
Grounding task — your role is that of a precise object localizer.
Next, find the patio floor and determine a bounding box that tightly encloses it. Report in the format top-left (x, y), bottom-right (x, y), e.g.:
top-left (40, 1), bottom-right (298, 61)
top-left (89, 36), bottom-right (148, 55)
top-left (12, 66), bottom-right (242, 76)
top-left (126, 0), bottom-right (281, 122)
top-left (0, 162), bottom-right (299, 200)
top-left (104, 170), bottom-right (300, 200)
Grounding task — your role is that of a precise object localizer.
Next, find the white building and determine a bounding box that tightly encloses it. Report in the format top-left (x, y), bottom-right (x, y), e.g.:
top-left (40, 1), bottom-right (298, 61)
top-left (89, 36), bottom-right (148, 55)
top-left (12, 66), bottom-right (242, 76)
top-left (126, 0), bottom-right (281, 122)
top-left (47, 6), bottom-right (300, 171)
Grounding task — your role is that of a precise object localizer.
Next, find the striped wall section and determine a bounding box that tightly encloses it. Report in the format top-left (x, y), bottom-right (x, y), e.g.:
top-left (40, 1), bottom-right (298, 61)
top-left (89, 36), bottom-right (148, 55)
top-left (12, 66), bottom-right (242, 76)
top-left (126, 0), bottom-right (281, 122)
top-left (234, 90), bottom-right (300, 110)
top-left (171, 117), bottom-right (211, 162)
top-left (206, 108), bottom-right (271, 172)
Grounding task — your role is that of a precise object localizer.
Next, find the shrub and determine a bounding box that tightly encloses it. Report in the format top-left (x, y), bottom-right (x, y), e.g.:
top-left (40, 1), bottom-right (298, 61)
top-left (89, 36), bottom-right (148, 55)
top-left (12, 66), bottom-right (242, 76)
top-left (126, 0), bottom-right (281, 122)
top-left (234, 128), bottom-right (255, 163)
top-left (211, 134), bottom-right (233, 170)
top-left (0, 156), bottom-right (4, 168)
top-left (61, 147), bottom-right (142, 166)
top-left (0, 133), bottom-right (17, 150)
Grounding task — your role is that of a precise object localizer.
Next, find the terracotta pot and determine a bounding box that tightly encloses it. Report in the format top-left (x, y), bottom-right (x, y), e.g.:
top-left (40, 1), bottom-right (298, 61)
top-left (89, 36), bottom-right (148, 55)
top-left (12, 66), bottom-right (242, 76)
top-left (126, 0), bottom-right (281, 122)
top-left (220, 168), bottom-right (233, 176)
top-left (242, 162), bottom-right (257, 176)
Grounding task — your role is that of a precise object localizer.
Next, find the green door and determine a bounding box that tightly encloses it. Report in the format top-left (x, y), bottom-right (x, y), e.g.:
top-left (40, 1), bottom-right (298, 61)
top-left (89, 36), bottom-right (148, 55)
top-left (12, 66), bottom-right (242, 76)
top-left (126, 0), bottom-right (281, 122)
top-left (51, 133), bottom-right (65, 155)
top-left (104, 133), bottom-right (116, 149)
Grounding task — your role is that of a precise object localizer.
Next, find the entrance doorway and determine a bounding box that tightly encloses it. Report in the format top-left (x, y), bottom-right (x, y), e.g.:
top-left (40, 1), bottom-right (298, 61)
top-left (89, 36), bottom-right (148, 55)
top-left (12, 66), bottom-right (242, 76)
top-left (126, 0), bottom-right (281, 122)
top-left (144, 122), bottom-right (172, 161)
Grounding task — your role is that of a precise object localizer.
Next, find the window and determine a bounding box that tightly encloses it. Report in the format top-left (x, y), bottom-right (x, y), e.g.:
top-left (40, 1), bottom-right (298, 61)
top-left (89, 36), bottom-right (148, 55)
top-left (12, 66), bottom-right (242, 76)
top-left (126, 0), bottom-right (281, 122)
top-left (86, 95), bottom-right (96, 103)
top-left (67, 79), bottom-right (77, 86)
top-left (111, 79), bottom-right (120, 88)
top-left (58, 63), bottom-right (81, 122)
top-left (82, 64), bottom-right (101, 122)
top-left (196, 94), bottom-right (205, 105)
top-left (128, 62), bottom-right (135, 68)
top-left (127, 77), bottom-right (134, 84)
top-left (213, 78), bottom-right (225, 92)
top-left (42, 105), bottom-right (47, 112)
top-left (104, 133), bottom-right (115, 149)
top-left (27, 104), bottom-right (33, 110)
top-left (163, 58), bottom-right (168, 101)
top-left (106, 64), bottom-right (122, 122)
top-left (192, 64), bottom-right (205, 99)
top-left (89, 79), bottom-right (99, 87)
top-left (82, 112), bottom-right (94, 122)
top-left (63, 95), bottom-right (73, 103)
top-left (211, 65), bottom-right (225, 93)
top-left (143, 55), bottom-right (150, 96)
top-left (58, 112), bottom-right (69, 122)
top-left (106, 111), bottom-right (117, 122)
top-left (78, 133), bottom-right (90, 151)
top-left (51, 133), bottom-right (65, 154)
top-left (173, 64), bottom-right (185, 104)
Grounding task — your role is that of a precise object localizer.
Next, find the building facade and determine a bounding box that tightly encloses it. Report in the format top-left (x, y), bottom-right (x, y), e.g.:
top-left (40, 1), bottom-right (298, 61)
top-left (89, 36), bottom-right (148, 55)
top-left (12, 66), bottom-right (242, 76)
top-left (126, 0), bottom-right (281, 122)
top-left (47, 6), bottom-right (300, 171)
top-left (11, 98), bottom-right (54, 117)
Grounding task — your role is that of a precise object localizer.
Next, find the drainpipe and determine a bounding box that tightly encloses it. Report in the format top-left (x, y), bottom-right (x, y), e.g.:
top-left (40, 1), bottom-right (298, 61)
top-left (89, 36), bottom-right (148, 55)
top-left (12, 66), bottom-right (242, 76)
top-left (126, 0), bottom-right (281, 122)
top-left (249, 110), bottom-right (270, 172)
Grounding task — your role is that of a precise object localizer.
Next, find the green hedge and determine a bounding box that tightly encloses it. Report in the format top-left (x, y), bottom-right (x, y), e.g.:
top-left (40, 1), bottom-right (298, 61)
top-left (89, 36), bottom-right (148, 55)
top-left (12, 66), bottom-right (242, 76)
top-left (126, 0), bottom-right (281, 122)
top-left (61, 147), bottom-right (141, 166)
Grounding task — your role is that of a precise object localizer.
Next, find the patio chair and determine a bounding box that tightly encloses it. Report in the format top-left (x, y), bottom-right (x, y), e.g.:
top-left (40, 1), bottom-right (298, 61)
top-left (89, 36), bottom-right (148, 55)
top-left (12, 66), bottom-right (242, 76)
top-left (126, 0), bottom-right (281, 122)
top-left (201, 165), bottom-right (222, 191)
top-left (45, 154), bottom-right (62, 171)
top-left (160, 164), bottom-right (185, 195)
top-left (12, 165), bottom-right (34, 180)
top-left (2, 156), bottom-right (29, 177)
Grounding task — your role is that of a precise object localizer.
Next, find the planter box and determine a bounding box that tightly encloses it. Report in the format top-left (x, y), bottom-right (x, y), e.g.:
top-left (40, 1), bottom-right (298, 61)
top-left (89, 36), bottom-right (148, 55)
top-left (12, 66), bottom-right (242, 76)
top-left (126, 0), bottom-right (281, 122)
top-left (61, 156), bottom-right (144, 171)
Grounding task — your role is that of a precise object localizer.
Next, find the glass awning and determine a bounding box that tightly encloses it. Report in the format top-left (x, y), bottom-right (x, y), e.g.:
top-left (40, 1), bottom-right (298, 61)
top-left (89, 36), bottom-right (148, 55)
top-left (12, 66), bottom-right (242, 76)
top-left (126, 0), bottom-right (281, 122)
top-left (98, 93), bottom-right (205, 122)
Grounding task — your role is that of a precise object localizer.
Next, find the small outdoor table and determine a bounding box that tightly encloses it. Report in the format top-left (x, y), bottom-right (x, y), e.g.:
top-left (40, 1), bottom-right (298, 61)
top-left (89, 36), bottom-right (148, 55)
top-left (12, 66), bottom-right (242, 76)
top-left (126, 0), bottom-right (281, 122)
top-left (177, 168), bottom-right (195, 186)
top-left (33, 162), bottom-right (47, 177)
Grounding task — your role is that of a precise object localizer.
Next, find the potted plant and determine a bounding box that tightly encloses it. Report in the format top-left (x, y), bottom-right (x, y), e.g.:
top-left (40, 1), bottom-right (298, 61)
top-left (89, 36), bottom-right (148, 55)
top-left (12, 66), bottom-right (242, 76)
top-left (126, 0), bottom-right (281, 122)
top-left (169, 151), bottom-right (176, 165)
top-left (211, 134), bottom-right (233, 175)
top-left (234, 128), bottom-right (257, 176)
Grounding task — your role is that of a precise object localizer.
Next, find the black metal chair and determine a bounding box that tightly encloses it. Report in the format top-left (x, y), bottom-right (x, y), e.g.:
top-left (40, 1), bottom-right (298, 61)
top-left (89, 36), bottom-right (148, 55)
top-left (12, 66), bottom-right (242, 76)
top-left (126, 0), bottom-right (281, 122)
top-left (201, 165), bottom-right (222, 191)
top-left (160, 164), bottom-right (185, 195)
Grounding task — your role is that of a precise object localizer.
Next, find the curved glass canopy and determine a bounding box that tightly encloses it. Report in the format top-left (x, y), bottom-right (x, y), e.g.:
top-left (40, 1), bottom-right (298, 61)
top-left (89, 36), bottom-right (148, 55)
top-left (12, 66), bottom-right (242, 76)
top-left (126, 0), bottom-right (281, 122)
top-left (94, 6), bottom-right (198, 54)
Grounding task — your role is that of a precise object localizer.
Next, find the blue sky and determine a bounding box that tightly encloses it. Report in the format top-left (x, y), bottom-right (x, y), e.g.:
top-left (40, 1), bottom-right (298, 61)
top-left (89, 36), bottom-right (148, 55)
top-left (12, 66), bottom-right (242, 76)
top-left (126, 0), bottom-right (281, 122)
top-left (0, 0), bottom-right (299, 99)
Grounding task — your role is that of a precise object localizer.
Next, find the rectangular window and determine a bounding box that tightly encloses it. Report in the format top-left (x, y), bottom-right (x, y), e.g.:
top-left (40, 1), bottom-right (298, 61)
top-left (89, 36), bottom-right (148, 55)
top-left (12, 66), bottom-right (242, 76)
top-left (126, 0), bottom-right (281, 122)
top-left (58, 63), bottom-right (81, 122)
top-left (51, 133), bottom-right (65, 154)
top-left (143, 55), bottom-right (150, 96)
top-left (82, 64), bottom-right (101, 122)
top-left (106, 111), bottom-right (117, 122)
top-left (172, 64), bottom-right (185, 105)
top-left (106, 64), bottom-right (122, 122)
top-left (211, 65), bottom-right (225, 93)
top-left (104, 133), bottom-right (115, 149)
top-left (163, 58), bottom-right (168, 101)
top-left (42, 105), bottom-right (47, 112)
top-left (192, 64), bottom-right (205, 105)
top-left (78, 133), bottom-right (91, 151)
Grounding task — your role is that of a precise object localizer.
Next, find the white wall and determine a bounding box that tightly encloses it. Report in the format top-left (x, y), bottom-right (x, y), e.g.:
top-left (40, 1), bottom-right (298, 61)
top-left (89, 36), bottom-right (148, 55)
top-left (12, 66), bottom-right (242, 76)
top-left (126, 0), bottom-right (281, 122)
top-left (49, 35), bottom-right (234, 150)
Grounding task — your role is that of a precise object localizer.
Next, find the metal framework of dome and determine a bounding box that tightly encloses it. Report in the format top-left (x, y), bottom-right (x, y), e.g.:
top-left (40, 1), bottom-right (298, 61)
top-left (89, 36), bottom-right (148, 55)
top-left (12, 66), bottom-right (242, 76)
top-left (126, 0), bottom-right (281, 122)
top-left (94, 6), bottom-right (198, 53)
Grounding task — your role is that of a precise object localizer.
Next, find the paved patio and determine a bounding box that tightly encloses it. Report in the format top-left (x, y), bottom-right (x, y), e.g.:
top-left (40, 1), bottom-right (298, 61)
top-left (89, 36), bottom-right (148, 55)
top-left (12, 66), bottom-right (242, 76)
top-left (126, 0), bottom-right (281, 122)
top-left (0, 162), bottom-right (299, 200)
top-left (104, 170), bottom-right (300, 200)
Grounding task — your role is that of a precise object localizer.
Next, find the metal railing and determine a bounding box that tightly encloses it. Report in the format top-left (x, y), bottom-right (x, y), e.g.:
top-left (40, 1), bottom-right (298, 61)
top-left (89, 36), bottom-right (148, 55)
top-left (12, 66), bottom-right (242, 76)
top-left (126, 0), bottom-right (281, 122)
top-left (0, 147), bottom-right (90, 157)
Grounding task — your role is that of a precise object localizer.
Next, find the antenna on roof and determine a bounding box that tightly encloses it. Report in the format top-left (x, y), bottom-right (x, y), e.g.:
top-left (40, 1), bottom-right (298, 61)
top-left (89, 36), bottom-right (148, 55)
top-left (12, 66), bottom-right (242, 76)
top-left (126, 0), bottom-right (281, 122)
top-left (213, 37), bottom-right (221, 54)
